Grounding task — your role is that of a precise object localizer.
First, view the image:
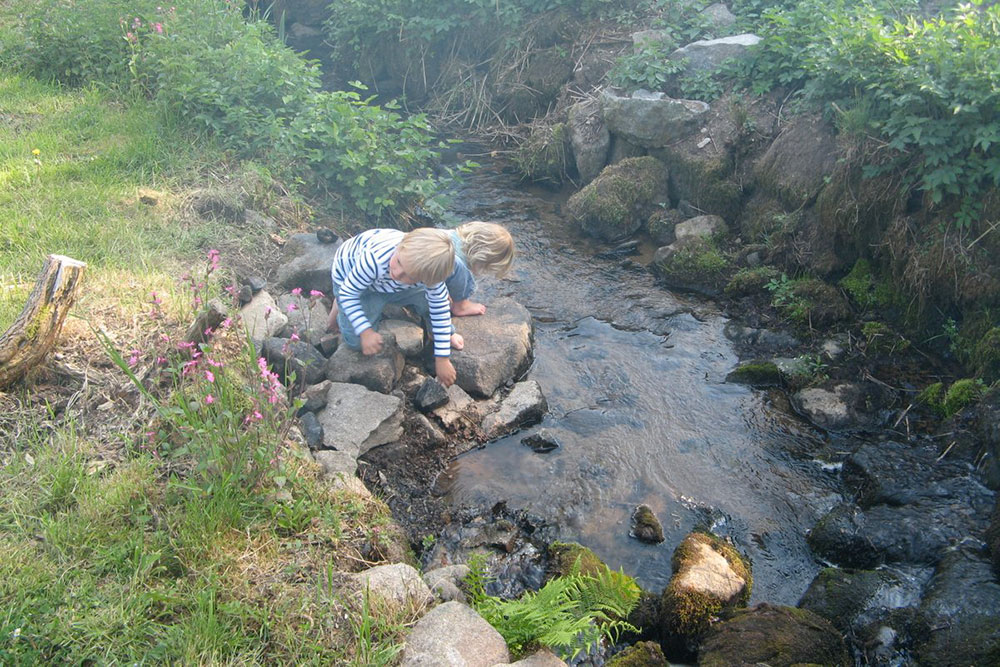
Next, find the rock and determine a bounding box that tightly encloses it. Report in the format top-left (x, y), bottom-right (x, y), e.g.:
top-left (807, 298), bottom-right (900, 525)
top-left (753, 113), bottom-right (840, 210)
top-left (433, 383), bottom-right (477, 428)
top-left (297, 380), bottom-right (332, 415)
top-left (316, 383), bottom-right (403, 457)
top-left (660, 532), bottom-right (751, 639)
top-left (647, 208), bottom-right (686, 245)
top-left (241, 290), bottom-right (288, 344)
top-left (497, 46), bottom-right (574, 123)
top-left (673, 214), bottom-right (727, 241)
top-left (326, 331), bottom-right (405, 394)
top-left (496, 648), bottom-right (567, 666)
top-left (262, 336), bottom-right (327, 386)
top-left (989, 499), bottom-right (1000, 576)
top-left (481, 380), bottom-right (548, 438)
top-left (791, 383), bottom-right (879, 431)
top-left (546, 541), bottom-right (607, 580)
top-left (299, 411), bottom-right (324, 449)
top-left (631, 29), bottom-right (671, 48)
top-left (668, 34), bottom-right (761, 77)
top-left (521, 429), bottom-right (561, 453)
top-left (725, 360), bottom-right (783, 387)
top-left (651, 237), bottom-right (729, 295)
top-left (279, 294), bottom-right (329, 346)
top-left (595, 239), bottom-right (640, 259)
top-left (798, 567), bottom-right (901, 633)
top-left (352, 563), bottom-right (434, 608)
top-left (427, 578), bottom-right (464, 603)
top-left (275, 233), bottom-right (341, 294)
top-left (400, 601), bottom-right (510, 666)
top-left (771, 355), bottom-right (814, 379)
top-left (407, 413), bottom-right (449, 448)
top-left (424, 564), bottom-right (470, 603)
top-left (379, 318), bottom-right (424, 359)
top-left (699, 3), bottom-right (736, 29)
top-left (566, 157), bottom-right (670, 243)
top-left (631, 505), bottom-right (664, 544)
top-left (606, 641), bottom-right (667, 666)
top-left (451, 298), bottom-right (534, 398)
top-left (698, 603), bottom-right (850, 667)
top-left (414, 378), bottom-right (450, 412)
top-left (842, 440), bottom-right (977, 508)
top-left (317, 333), bottom-right (338, 357)
top-left (315, 227), bottom-right (338, 244)
top-left (971, 386), bottom-right (1000, 489)
top-left (248, 274), bottom-right (267, 292)
top-left (245, 210), bottom-right (276, 232)
top-left (914, 546), bottom-right (1000, 666)
top-left (513, 122), bottom-right (570, 185)
top-left (568, 98), bottom-right (610, 185)
top-left (788, 279), bottom-right (853, 325)
top-left (600, 89), bottom-right (709, 148)
top-left (238, 284), bottom-right (253, 305)
top-left (185, 297), bottom-right (228, 345)
top-left (313, 449), bottom-right (357, 481)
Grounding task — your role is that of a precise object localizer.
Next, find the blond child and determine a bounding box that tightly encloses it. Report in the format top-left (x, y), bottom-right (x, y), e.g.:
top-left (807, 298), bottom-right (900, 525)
top-left (327, 227), bottom-right (457, 386)
top-left (446, 221), bottom-right (514, 318)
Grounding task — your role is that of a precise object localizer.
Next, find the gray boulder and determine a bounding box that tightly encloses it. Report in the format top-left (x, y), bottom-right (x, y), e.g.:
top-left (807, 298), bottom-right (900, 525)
top-left (326, 331), bottom-right (405, 394)
top-left (313, 449), bottom-right (357, 482)
top-left (241, 290), bottom-right (287, 344)
top-left (600, 89), bottom-right (709, 148)
top-left (791, 384), bottom-right (876, 431)
top-left (700, 3), bottom-right (737, 29)
top-left (451, 298), bottom-right (534, 398)
top-left (400, 601), bottom-right (510, 666)
top-left (352, 563), bottom-right (434, 608)
top-left (275, 233), bottom-right (340, 295)
top-left (279, 294), bottom-right (329, 346)
top-left (566, 156), bottom-right (670, 242)
top-left (669, 34), bottom-right (762, 76)
top-left (568, 98), bottom-right (611, 185)
top-left (481, 380), bottom-right (548, 438)
top-left (379, 318), bottom-right (424, 359)
top-left (674, 214), bottom-right (727, 241)
top-left (494, 649), bottom-right (567, 666)
top-left (414, 378), bottom-right (450, 412)
top-left (262, 336), bottom-right (327, 386)
top-left (316, 383), bottom-right (403, 457)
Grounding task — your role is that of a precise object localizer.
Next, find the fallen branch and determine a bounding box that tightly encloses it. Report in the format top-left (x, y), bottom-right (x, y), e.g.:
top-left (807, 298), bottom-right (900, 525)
top-left (0, 254), bottom-right (86, 388)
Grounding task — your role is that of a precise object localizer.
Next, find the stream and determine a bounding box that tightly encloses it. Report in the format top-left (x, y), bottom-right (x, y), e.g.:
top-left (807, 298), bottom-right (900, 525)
top-left (433, 153), bottom-right (848, 604)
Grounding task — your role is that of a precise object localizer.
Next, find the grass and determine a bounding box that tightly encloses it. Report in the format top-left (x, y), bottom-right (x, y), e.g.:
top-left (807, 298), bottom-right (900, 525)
top-left (0, 72), bottom-right (412, 663)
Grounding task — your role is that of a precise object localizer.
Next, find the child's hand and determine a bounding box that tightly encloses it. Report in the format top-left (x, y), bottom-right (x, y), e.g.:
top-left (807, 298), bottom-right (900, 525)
top-left (451, 299), bottom-right (486, 317)
top-left (435, 357), bottom-right (457, 387)
top-left (360, 329), bottom-right (383, 355)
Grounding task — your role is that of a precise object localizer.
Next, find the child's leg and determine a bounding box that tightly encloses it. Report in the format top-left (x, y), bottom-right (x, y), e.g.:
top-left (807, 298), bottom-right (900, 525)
top-left (451, 299), bottom-right (486, 317)
top-left (446, 264), bottom-right (483, 317)
top-left (332, 287), bottom-right (390, 350)
top-left (386, 288), bottom-right (464, 350)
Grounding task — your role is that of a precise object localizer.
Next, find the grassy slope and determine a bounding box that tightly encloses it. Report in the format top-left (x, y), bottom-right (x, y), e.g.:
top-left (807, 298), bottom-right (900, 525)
top-left (0, 74), bottom-right (411, 664)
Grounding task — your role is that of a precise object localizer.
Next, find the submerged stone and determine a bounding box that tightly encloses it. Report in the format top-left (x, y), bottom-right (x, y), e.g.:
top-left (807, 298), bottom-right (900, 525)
top-left (631, 504), bottom-right (665, 544)
top-left (725, 360), bottom-right (783, 387)
top-left (521, 429), bottom-right (561, 453)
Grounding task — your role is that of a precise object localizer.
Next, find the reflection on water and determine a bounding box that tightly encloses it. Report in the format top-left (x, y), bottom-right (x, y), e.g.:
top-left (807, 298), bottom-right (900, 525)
top-left (441, 160), bottom-right (843, 602)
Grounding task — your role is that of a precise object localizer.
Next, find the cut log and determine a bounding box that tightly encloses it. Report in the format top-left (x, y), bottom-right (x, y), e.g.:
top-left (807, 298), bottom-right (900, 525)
top-left (0, 254), bottom-right (87, 388)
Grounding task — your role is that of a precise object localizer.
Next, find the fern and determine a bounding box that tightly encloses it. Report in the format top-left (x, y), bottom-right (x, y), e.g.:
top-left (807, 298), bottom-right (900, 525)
top-left (465, 554), bottom-right (641, 659)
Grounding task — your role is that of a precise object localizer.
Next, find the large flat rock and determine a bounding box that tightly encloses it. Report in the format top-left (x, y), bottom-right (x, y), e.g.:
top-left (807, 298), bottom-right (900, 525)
top-left (451, 298), bottom-right (534, 398)
top-left (400, 601), bottom-right (510, 666)
top-left (315, 382), bottom-right (403, 457)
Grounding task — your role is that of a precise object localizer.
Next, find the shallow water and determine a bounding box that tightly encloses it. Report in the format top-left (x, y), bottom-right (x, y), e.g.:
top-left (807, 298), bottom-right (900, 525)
top-left (438, 157), bottom-right (844, 603)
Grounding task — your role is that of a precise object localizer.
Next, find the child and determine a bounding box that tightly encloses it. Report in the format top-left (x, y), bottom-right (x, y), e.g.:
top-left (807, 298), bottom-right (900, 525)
top-left (327, 227), bottom-right (458, 387)
top-left (446, 221), bottom-right (515, 318)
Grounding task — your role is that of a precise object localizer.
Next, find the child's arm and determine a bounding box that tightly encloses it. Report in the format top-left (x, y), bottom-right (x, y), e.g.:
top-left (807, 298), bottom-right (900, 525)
top-left (426, 283), bottom-right (456, 386)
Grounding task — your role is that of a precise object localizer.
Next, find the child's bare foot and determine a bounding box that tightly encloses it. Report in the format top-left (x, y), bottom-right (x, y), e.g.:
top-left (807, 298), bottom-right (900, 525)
top-left (327, 301), bottom-right (340, 333)
top-left (450, 333), bottom-right (465, 351)
top-left (451, 299), bottom-right (486, 316)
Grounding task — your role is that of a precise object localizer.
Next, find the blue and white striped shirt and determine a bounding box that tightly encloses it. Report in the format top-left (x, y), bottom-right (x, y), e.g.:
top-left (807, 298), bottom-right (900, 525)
top-left (331, 229), bottom-right (453, 357)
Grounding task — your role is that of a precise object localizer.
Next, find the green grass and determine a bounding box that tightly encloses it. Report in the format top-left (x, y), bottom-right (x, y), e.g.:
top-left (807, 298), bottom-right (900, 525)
top-left (0, 74), bottom-right (229, 328)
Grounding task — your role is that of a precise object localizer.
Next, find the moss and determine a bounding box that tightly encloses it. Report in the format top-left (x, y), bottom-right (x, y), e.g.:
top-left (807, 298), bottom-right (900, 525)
top-left (25, 303), bottom-right (54, 340)
top-left (632, 505), bottom-right (664, 543)
top-left (725, 266), bottom-right (781, 296)
top-left (798, 567), bottom-right (887, 633)
top-left (653, 238), bottom-right (729, 294)
top-left (773, 279), bottom-right (851, 327)
top-left (547, 541), bottom-right (606, 579)
top-left (726, 361), bottom-right (783, 387)
top-left (647, 208), bottom-right (686, 246)
top-left (861, 321), bottom-right (910, 355)
top-left (972, 327), bottom-right (1000, 384)
top-left (943, 378), bottom-right (986, 417)
top-left (916, 382), bottom-right (946, 416)
top-left (660, 532), bottom-right (752, 638)
top-left (567, 156), bottom-right (669, 242)
top-left (606, 640), bottom-right (668, 666)
top-left (513, 121), bottom-right (569, 185)
top-left (650, 146), bottom-right (741, 222)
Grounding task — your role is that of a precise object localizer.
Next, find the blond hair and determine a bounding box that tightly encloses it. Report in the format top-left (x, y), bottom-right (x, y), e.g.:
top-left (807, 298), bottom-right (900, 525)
top-left (397, 227), bottom-right (455, 285)
top-left (456, 221), bottom-right (514, 277)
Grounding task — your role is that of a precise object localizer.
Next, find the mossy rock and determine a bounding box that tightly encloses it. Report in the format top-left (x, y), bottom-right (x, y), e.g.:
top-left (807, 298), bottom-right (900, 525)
top-left (567, 156), bottom-right (669, 242)
top-left (917, 381), bottom-right (946, 415)
top-left (647, 208), bottom-right (686, 245)
top-left (631, 505), bottom-right (665, 544)
top-left (649, 146), bottom-right (742, 223)
top-left (726, 360), bottom-right (783, 387)
top-left (546, 541), bottom-right (606, 580)
top-left (942, 378), bottom-right (985, 417)
top-left (725, 265), bottom-right (780, 297)
top-left (797, 567), bottom-right (893, 633)
top-left (988, 499), bottom-right (1000, 576)
top-left (660, 532), bottom-right (752, 639)
top-left (513, 121), bottom-right (570, 185)
top-left (606, 640), bottom-right (668, 666)
top-left (779, 279), bottom-right (851, 327)
top-left (652, 238), bottom-right (729, 295)
top-left (973, 326), bottom-right (1000, 384)
top-left (698, 603), bottom-right (850, 667)
top-left (752, 113), bottom-right (839, 211)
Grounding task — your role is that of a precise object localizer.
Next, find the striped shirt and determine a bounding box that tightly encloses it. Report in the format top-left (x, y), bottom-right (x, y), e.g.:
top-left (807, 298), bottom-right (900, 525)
top-left (331, 229), bottom-right (453, 357)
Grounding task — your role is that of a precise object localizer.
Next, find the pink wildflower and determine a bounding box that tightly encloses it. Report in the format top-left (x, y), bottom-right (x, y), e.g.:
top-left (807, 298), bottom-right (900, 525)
top-left (290, 332), bottom-right (300, 342)
top-left (309, 290), bottom-right (324, 298)
top-left (156, 356), bottom-right (167, 365)
top-left (221, 317), bottom-right (232, 328)
top-left (150, 292), bottom-right (162, 305)
top-left (286, 302), bottom-right (298, 313)
top-left (205, 394), bottom-right (215, 405)
top-left (206, 358), bottom-right (223, 367)
top-left (128, 350), bottom-right (140, 367)
top-left (291, 287), bottom-right (302, 296)
top-left (205, 370), bottom-right (215, 383)
top-left (153, 22), bottom-right (163, 34)
top-left (177, 341), bottom-right (194, 350)
top-left (125, 31), bottom-right (136, 43)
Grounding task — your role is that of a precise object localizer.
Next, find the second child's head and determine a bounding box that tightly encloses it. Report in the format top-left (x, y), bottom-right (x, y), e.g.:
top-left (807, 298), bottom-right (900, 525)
top-left (457, 221), bottom-right (514, 277)
top-left (391, 228), bottom-right (455, 285)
